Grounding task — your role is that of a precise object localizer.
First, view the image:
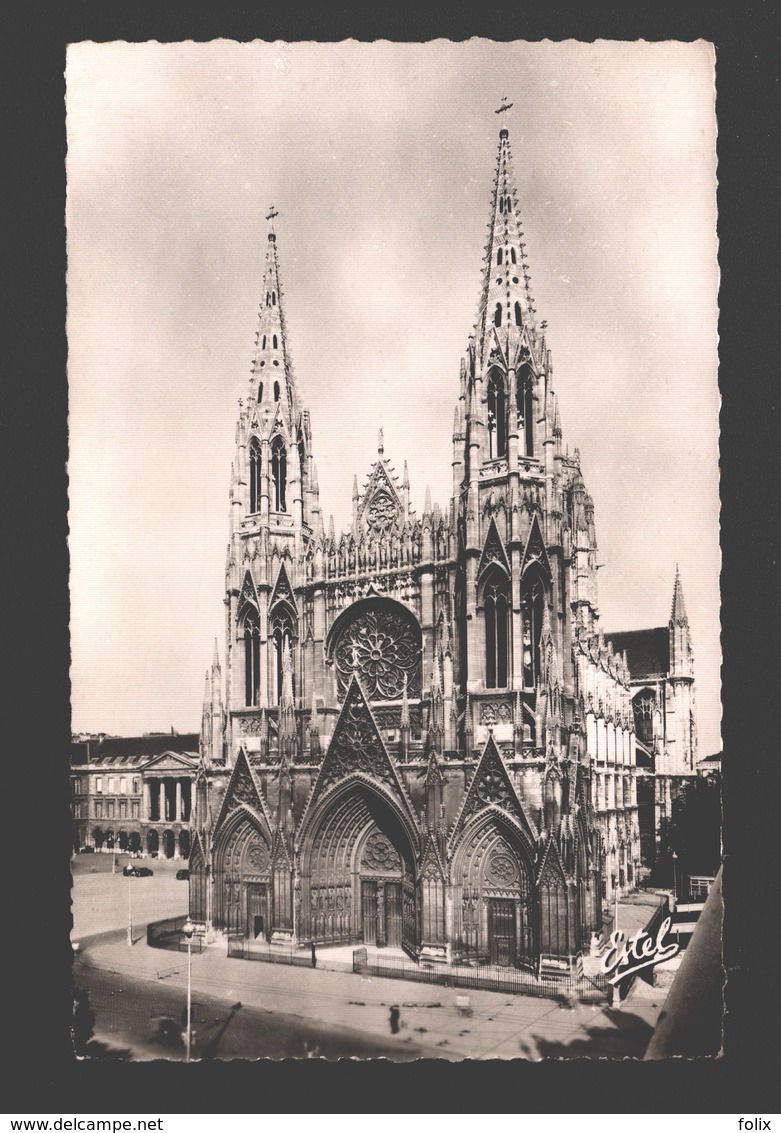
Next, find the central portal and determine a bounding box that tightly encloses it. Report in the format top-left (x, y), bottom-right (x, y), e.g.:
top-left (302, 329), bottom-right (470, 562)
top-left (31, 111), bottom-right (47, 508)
top-left (305, 786), bottom-right (418, 953)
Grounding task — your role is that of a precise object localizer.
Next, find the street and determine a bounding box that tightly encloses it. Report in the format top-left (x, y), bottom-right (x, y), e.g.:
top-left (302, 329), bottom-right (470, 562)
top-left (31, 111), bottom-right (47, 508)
top-left (70, 855), bottom-right (666, 1061)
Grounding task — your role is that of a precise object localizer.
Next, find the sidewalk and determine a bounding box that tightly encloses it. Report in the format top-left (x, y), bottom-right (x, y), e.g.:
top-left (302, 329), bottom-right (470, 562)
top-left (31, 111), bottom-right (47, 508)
top-left (74, 916), bottom-right (667, 1060)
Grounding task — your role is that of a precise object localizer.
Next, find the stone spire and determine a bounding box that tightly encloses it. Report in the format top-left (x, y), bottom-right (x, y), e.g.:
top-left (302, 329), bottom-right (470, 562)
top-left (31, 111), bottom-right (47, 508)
top-left (670, 564), bottom-right (688, 626)
top-left (249, 209), bottom-right (297, 422)
top-left (476, 124), bottom-right (538, 367)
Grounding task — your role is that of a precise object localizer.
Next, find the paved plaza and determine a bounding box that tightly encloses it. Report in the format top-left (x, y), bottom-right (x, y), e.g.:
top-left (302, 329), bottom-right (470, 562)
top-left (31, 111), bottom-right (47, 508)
top-left (71, 856), bottom-right (669, 1061)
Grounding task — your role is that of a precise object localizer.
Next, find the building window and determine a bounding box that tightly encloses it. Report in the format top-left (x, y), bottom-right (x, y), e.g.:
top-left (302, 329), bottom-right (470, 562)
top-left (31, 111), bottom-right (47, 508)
top-left (257, 381), bottom-right (263, 403)
top-left (243, 607), bottom-right (260, 707)
top-left (120, 778), bottom-right (126, 794)
top-left (107, 801), bottom-right (115, 819)
top-left (273, 334), bottom-right (278, 348)
top-left (510, 247), bottom-right (516, 264)
top-left (273, 381), bottom-right (280, 402)
top-left (107, 777), bottom-right (115, 794)
top-left (131, 800), bottom-right (140, 819)
top-left (119, 800), bottom-right (127, 819)
top-left (271, 437), bottom-right (287, 511)
top-left (487, 368), bottom-right (507, 459)
top-left (494, 303), bottom-right (502, 328)
top-left (497, 248), bottom-right (503, 265)
top-left (249, 437), bottom-right (261, 514)
top-left (132, 778), bottom-right (139, 795)
top-left (516, 364), bottom-right (535, 457)
top-left (483, 568), bottom-right (509, 689)
top-left (95, 778), bottom-right (103, 794)
top-left (95, 800), bottom-right (103, 819)
top-left (521, 570), bottom-right (546, 688)
top-left (272, 620), bottom-right (294, 704)
top-left (514, 301), bottom-right (522, 327)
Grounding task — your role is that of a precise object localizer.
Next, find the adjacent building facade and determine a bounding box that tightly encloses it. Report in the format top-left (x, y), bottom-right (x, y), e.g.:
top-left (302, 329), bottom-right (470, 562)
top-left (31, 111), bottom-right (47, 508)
top-left (70, 733), bottom-right (199, 858)
top-left (189, 124), bottom-right (645, 972)
top-left (608, 570), bottom-right (698, 869)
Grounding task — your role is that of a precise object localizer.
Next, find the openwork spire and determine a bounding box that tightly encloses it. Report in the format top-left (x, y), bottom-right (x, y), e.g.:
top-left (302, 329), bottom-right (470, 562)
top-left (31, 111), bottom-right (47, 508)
top-left (476, 125), bottom-right (538, 365)
top-left (249, 210), bottom-right (297, 420)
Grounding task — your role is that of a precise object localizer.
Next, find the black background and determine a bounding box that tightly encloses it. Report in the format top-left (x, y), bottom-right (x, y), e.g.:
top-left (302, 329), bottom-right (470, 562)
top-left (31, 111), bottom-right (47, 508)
top-left (5, 4), bottom-right (779, 1116)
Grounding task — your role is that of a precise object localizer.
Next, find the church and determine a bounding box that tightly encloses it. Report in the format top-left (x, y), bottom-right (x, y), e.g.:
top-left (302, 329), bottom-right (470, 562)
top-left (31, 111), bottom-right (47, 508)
top-left (188, 122), bottom-right (642, 972)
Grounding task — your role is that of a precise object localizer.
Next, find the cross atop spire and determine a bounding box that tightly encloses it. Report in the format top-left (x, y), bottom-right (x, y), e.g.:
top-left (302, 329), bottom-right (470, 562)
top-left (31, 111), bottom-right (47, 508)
top-left (265, 205), bottom-right (279, 236)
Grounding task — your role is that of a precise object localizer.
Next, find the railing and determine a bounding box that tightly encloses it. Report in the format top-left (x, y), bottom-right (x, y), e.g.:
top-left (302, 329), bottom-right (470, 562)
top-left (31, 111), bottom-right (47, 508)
top-left (147, 914), bottom-right (205, 953)
top-left (352, 949), bottom-right (608, 1003)
top-left (227, 936), bottom-right (314, 967)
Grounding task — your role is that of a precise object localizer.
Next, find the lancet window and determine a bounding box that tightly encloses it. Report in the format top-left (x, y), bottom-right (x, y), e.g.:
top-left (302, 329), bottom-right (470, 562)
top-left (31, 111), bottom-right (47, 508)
top-left (242, 606), bottom-right (260, 707)
top-left (271, 614), bottom-right (294, 704)
top-left (487, 368), bottom-right (507, 460)
top-left (249, 437), bottom-right (261, 514)
top-left (516, 363), bottom-right (535, 457)
top-left (494, 303), bottom-right (502, 328)
top-left (483, 567), bottom-right (510, 689)
top-left (271, 437), bottom-right (287, 511)
top-left (521, 568), bottom-right (546, 689)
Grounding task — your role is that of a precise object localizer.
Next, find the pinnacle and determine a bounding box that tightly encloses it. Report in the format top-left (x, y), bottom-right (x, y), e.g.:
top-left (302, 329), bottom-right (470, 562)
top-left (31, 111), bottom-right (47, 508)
top-left (671, 565), bottom-right (689, 625)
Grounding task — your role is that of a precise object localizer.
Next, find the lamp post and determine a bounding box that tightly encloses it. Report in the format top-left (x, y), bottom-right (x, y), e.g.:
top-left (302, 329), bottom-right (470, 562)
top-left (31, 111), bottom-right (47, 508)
top-left (671, 850), bottom-right (678, 902)
top-left (126, 869), bottom-right (133, 947)
top-left (183, 918), bottom-right (194, 1063)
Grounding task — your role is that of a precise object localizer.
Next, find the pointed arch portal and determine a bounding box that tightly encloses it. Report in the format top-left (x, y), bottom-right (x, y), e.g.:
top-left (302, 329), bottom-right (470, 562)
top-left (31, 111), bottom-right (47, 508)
top-left (452, 814), bottom-right (535, 967)
top-left (212, 813), bottom-right (273, 938)
top-left (301, 783), bottom-right (418, 954)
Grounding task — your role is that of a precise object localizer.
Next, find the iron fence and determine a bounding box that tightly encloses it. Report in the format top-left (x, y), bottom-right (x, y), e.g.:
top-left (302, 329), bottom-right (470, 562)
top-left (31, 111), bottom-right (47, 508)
top-left (227, 936), bottom-right (315, 967)
top-left (147, 914), bottom-right (205, 953)
top-left (352, 949), bottom-right (608, 1003)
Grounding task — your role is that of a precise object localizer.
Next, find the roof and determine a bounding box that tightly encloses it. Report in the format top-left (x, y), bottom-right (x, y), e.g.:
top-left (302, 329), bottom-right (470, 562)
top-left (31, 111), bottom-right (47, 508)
top-left (87, 734), bottom-right (200, 764)
top-left (606, 628), bottom-right (669, 681)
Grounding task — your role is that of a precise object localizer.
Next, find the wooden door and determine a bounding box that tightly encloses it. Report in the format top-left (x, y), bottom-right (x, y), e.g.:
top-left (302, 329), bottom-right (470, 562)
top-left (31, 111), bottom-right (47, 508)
top-left (384, 883), bottom-right (403, 948)
top-left (246, 883), bottom-right (268, 940)
top-left (488, 898), bottom-right (516, 966)
top-left (361, 879), bottom-right (378, 945)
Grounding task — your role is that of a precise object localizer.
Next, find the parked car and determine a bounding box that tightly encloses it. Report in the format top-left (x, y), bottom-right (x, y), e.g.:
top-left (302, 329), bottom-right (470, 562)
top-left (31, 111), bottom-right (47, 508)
top-left (175, 869), bottom-right (190, 881)
top-left (123, 865), bottom-right (153, 877)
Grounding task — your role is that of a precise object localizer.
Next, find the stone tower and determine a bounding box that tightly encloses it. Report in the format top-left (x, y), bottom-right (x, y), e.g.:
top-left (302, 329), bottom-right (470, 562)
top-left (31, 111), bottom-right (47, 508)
top-left (191, 123), bottom-right (640, 969)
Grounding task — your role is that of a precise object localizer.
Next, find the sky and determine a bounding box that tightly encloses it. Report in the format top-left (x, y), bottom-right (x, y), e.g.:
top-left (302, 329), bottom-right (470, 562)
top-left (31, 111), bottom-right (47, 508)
top-left (66, 39), bottom-right (721, 755)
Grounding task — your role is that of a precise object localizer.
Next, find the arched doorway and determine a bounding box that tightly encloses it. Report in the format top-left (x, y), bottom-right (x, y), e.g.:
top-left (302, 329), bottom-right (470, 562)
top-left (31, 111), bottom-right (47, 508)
top-left (179, 829), bottom-right (190, 860)
top-left (452, 816), bottom-right (536, 968)
top-left (128, 831), bottom-right (141, 855)
top-left (302, 783), bottom-right (418, 954)
top-left (212, 816), bottom-right (272, 939)
top-left (118, 830), bottom-right (128, 851)
top-left (147, 829), bottom-right (159, 857)
top-left (92, 828), bottom-right (104, 850)
top-left (163, 830), bottom-right (175, 859)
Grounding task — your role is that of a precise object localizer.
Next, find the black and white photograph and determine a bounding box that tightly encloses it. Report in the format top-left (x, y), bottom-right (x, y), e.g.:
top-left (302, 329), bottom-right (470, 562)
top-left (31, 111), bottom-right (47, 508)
top-left (65, 37), bottom-right (723, 1064)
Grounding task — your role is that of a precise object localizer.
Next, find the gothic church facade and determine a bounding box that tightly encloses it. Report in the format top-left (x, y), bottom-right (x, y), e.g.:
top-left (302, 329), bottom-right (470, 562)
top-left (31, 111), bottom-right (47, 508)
top-left (190, 125), bottom-right (639, 971)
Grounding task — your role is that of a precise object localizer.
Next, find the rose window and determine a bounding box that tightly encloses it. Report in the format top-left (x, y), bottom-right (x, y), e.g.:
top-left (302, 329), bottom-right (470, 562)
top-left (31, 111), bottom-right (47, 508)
top-left (334, 605), bottom-right (421, 700)
top-left (362, 831), bottom-right (401, 872)
top-left (486, 851), bottom-right (519, 887)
